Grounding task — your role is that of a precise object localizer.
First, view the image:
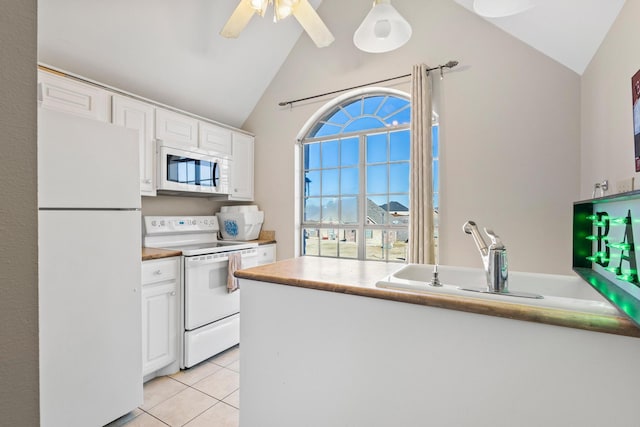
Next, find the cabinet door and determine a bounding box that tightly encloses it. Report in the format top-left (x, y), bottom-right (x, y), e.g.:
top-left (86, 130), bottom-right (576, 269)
top-left (141, 281), bottom-right (178, 376)
top-left (229, 132), bottom-right (254, 201)
top-left (38, 70), bottom-right (111, 122)
top-left (141, 257), bottom-right (179, 376)
top-left (112, 95), bottom-right (156, 196)
top-left (199, 122), bottom-right (232, 156)
top-left (155, 108), bottom-right (198, 148)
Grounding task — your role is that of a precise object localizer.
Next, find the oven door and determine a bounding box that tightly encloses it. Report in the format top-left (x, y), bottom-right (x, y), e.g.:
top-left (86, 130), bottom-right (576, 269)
top-left (183, 249), bottom-right (256, 330)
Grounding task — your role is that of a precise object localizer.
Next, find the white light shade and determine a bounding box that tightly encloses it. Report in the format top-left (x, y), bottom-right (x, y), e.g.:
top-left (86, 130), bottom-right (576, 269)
top-left (473, 0), bottom-right (534, 18)
top-left (353, 0), bottom-right (412, 53)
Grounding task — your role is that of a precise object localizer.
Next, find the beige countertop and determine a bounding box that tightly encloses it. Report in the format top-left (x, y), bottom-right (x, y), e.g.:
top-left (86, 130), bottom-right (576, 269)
top-left (141, 247), bottom-right (182, 261)
top-left (235, 257), bottom-right (640, 338)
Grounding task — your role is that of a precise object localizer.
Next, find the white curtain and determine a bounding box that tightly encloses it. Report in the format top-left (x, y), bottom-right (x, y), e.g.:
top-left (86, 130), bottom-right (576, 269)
top-left (408, 64), bottom-right (435, 264)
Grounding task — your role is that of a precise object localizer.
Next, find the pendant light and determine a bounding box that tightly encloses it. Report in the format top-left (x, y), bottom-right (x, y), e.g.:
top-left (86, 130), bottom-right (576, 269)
top-left (353, 0), bottom-right (412, 53)
top-left (472, 0), bottom-right (534, 18)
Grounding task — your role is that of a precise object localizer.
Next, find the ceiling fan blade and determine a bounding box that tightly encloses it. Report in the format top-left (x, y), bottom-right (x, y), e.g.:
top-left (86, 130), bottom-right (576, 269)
top-left (220, 0), bottom-right (257, 38)
top-left (292, 0), bottom-right (335, 48)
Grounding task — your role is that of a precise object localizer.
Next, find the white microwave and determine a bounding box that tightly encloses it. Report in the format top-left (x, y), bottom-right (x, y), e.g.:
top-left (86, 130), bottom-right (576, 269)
top-left (157, 141), bottom-right (231, 195)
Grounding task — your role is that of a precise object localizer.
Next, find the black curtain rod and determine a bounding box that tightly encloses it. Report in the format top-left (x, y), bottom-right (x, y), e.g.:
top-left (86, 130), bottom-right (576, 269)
top-left (278, 60), bottom-right (459, 107)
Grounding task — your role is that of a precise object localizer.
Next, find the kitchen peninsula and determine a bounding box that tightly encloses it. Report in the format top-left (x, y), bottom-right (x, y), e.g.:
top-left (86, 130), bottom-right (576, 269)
top-left (236, 257), bottom-right (640, 427)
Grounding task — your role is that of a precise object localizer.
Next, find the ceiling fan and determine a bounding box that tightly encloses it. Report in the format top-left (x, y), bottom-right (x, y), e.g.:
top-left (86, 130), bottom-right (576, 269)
top-left (220, 0), bottom-right (335, 48)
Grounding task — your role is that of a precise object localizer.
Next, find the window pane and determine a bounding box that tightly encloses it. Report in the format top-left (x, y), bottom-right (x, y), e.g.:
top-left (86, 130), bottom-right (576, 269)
top-left (433, 160), bottom-right (439, 192)
top-left (378, 97), bottom-right (410, 118)
top-left (385, 107), bottom-right (410, 126)
top-left (389, 162), bottom-right (409, 193)
top-left (312, 123), bottom-right (341, 138)
top-left (365, 229), bottom-right (386, 261)
top-left (367, 164), bottom-right (388, 194)
top-left (319, 229), bottom-right (338, 257)
top-left (343, 99), bottom-right (362, 118)
top-left (363, 96), bottom-right (385, 115)
top-left (366, 133), bottom-right (387, 163)
top-left (339, 230), bottom-right (358, 259)
top-left (321, 197), bottom-right (339, 224)
top-left (341, 137), bottom-right (359, 166)
top-left (387, 231), bottom-right (408, 262)
top-left (322, 169), bottom-right (339, 195)
top-left (390, 130), bottom-right (410, 161)
top-left (343, 117), bottom-right (386, 133)
top-left (390, 209), bottom-right (409, 228)
top-left (327, 108), bottom-right (350, 125)
top-left (432, 125), bottom-right (439, 158)
top-left (322, 140), bottom-right (339, 168)
top-left (304, 197), bottom-right (320, 223)
top-left (303, 228), bottom-right (319, 256)
top-left (341, 167), bottom-right (359, 194)
top-left (340, 197), bottom-right (358, 224)
top-left (305, 170), bottom-right (320, 197)
top-left (366, 195), bottom-right (388, 225)
top-left (388, 195), bottom-right (409, 218)
top-left (304, 143), bottom-right (320, 169)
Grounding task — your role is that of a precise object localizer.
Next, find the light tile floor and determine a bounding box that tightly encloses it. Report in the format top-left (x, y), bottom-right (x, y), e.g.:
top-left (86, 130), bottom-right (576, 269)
top-left (106, 345), bottom-right (240, 427)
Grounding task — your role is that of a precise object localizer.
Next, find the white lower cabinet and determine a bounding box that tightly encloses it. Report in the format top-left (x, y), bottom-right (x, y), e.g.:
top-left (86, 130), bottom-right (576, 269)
top-left (141, 257), bottom-right (180, 379)
top-left (256, 244), bottom-right (276, 265)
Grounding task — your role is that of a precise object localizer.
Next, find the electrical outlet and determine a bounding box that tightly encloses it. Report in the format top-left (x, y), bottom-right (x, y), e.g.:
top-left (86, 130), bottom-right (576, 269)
top-left (616, 177), bottom-right (635, 193)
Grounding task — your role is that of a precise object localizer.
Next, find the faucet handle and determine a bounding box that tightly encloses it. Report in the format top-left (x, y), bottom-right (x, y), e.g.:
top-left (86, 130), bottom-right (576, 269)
top-left (484, 228), bottom-right (505, 249)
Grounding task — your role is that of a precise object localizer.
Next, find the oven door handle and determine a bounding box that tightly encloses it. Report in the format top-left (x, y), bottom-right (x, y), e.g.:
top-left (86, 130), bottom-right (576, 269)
top-left (185, 250), bottom-right (257, 267)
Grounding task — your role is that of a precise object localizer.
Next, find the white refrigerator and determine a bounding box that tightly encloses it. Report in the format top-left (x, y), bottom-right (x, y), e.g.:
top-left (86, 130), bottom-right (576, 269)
top-left (38, 108), bottom-right (143, 426)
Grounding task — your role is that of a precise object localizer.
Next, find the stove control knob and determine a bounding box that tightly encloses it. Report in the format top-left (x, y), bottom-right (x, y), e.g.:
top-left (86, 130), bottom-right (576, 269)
top-left (151, 220), bottom-right (157, 226)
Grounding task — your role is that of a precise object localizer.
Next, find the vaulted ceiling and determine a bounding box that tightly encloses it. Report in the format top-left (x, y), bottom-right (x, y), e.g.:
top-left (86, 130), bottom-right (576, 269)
top-left (38, 0), bottom-right (626, 129)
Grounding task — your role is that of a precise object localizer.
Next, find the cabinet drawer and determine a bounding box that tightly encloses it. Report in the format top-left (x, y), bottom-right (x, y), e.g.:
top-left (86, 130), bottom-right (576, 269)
top-left (142, 258), bottom-right (179, 284)
top-left (256, 244), bottom-right (276, 265)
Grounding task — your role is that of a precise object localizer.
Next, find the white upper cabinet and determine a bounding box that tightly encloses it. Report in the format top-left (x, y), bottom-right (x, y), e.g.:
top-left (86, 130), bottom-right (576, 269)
top-left (38, 70), bottom-right (111, 122)
top-left (155, 108), bottom-right (198, 148)
top-left (112, 95), bottom-right (156, 196)
top-left (199, 121), bottom-right (232, 157)
top-left (229, 132), bottom-right (254, 201)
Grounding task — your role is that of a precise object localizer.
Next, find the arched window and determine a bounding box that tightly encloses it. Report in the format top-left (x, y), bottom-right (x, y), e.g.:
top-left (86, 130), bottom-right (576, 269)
top-left (299, 88), bottom-right (438, 262)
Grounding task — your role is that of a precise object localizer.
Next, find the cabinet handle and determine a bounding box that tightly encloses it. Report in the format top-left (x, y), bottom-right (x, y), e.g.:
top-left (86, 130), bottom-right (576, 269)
top-left (153, 270), bottom-right (163, 275)
top-left (170, 291), bottom-right (176, 296)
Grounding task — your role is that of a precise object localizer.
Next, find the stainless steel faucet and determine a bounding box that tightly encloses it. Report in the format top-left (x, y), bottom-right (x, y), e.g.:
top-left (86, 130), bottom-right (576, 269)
top-left (462, 221), bottom-right (508, 293)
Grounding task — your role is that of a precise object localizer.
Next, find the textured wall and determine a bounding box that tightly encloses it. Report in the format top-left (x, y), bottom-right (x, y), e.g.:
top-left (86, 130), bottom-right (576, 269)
top-left (0, 0), bottom-right (39, 424)
top-left (244, 0), bottom-right (581, 274)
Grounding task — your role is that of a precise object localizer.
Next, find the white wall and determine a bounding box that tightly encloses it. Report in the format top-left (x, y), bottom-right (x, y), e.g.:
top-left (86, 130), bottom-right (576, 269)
top-left (244, 0), bottom-right (581, 274)
top-left (0, 1), bottom-right (39, 424)
top-left (581, 1), bottom-right (640, 198)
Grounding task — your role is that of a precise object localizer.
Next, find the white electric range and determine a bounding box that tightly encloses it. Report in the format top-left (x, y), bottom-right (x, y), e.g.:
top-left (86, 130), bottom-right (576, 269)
top-left (144, 216), bottom-right (258, 368)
